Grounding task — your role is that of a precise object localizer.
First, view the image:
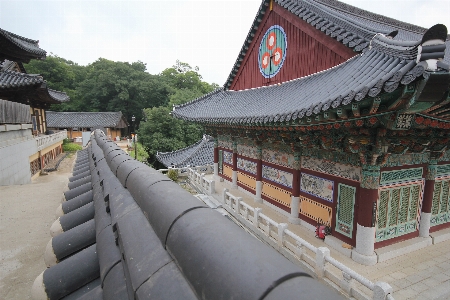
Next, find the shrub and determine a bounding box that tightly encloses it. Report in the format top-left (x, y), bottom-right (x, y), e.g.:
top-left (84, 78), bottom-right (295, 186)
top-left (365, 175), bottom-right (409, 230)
top-left (62, 138), bottom-right (71, 145)
top-left (167, 169), bottom-right (178, 181)
top-left (63, 142), bottom-right (82, 152)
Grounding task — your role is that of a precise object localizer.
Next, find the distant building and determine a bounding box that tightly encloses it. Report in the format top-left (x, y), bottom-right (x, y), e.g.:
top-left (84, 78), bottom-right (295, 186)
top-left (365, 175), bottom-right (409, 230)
top-left (172, 0), bottom-right (450, 265)
top-left (46, 111), bottom-right (128, 141)
top-left (0, 28), bottom-right (69, 185)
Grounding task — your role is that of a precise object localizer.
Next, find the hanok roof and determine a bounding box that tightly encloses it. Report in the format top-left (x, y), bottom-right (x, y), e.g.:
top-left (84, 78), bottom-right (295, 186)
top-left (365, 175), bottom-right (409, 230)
top-left (0, 70), bottom-right (70, 105)
top-left (46, 111), bottom-right (128, 128)
top-left (0, 70), bottom-right (44, 88)
top-left (31, 130), bottom-right (340, 299)
top-left (173, 22), bottom-right (449, 124)
top-left (224, 0), bottom-right (449, 89)
top-left (0, 28), bottom-right (46, 63)
top-left (1, 59), bottom-right (26, 73)
top-left (156, 135), bottom-right (214, 168)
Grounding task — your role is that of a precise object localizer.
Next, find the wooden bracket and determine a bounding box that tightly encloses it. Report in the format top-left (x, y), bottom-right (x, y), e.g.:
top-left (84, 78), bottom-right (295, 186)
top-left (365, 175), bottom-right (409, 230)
top-left (337, 108), bottom-right (348, 119)
top-left (352, 103), bottom-right (360, 117)
top-left (369, 97), bottom-right (382, 114)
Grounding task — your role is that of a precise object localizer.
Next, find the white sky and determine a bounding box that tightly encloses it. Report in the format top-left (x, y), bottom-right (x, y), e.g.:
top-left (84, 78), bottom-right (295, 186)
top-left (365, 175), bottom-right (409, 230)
top-left (1, 0), bottom-right (449, 85)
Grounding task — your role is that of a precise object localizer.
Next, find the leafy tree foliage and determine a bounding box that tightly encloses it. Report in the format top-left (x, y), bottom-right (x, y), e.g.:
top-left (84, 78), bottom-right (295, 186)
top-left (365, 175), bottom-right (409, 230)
top-left (25, 55), bottom-right (87, 111)
top-left (75, 58), bottom-right (170, 124)
top-left (138, 61), bottom-right (217, 166)
top-left (25, 56), bottom-right (218, 167)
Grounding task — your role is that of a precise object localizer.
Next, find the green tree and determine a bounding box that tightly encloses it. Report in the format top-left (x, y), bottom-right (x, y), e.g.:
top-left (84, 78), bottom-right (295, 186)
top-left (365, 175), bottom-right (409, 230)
top-left (75, 58), bottom-right (170, 124)
top-left (25, 54), bottom-right (87, 111)
top-left (138, 106), bottom-right (186, 155)
top-left (160, 60), bottom-right (218, 95)
top-left (138, 60), bottom-right (218, 166)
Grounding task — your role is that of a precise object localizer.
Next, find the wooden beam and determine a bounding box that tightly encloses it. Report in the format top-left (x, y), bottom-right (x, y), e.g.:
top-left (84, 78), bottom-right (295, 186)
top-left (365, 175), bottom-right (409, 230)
top-left (369, 97), bottom-right (382, 114)
top-left (337, 108), bottom-right (348, 119)
top-left (352, 103), bottom-right (360, 117)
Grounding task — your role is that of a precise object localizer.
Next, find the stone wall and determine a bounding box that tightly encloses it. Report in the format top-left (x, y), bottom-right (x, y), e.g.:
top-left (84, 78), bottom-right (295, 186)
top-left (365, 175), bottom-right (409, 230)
top-left (0, 126), bottom-right (37, 185)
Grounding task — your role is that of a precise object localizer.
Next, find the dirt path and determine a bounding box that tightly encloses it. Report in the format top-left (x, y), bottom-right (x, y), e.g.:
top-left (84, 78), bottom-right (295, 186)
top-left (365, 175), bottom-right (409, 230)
top-left (0, 152), bottom-right (76, 299)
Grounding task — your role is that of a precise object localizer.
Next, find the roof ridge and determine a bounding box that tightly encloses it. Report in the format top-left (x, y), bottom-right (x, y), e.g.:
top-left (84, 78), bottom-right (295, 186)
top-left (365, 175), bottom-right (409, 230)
top-left (174, 87), bottom-right (225, 109)
top-left (314, 0), bottom-right (428, 35)
top-left (47, 111), bottom-right (121, 114)
top-left (0, 28), bottom-right (40, 44)
top-left (157, 139), bottom-right (204, 157)
top-left (178, 138), bottom-right (210, 166)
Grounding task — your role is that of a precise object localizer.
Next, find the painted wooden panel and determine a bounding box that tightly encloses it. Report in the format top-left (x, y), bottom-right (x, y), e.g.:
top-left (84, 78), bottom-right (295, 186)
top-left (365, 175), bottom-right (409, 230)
top-left (238, 172), bottom-right (256, 191)
top-left (335, 184), bottom-right (356, 238)
top-left (223, 165), bottom-right (233, 179)
top-left (237, 144), bottom-right (258, 159)
top-left (219, 149), bottom-right (223, 174)
top-left (229, 2), bottom-right (355, 91)
top-left (430, 179), bottom-right (450, 226)
top-left (237, 157), bottom-right (257, 174)
top-left (379, 167), bottom-right (423, 185)
top-left (302, 156), bottom-right (361, 181)
top-left (262, 164), bottom-right (293, 188)
top-left (262, 182), bottom-right (291, 208)
top-left (223, 151), bottom-right (233, 165)
top-left (300, 173), bottom-right (334, 202)
top-left (299, 196), bottom-right (332, 226)
top-left (262, 149), bottom-right (294, 169)
top-left (218, 139), bottom-right (232, 150)
top-left (376, 181), bottom-right (423, 242)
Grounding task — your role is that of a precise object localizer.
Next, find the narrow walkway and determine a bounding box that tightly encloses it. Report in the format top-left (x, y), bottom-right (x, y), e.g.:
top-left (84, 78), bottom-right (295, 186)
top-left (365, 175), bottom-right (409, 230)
top-left (207, 175), bottom-right (450, 300)
top-left (0, 154), bottom-right (76, 299)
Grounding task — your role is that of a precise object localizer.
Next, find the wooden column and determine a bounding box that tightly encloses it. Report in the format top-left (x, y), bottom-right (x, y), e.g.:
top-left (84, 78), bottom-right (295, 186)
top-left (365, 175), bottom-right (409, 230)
top-left (255, 142), bottom-right (263, 203)
top-left (232, 140), bottom-right (238, 189)
top-left (353, 165), bottom-right (379, 266)
top-left (419, 161), bottom-right (438, 237)
top-left (213, 138), bottom-right (219, 178)
top-left (289, 147), bottom-right (301, 224)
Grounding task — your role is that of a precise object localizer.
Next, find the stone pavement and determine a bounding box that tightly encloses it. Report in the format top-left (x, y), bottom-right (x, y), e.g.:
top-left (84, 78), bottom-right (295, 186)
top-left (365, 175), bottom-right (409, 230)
top-left (0, 153), bottom-right (76, 299)
top-left (207, 176), bottom-right (450, 300)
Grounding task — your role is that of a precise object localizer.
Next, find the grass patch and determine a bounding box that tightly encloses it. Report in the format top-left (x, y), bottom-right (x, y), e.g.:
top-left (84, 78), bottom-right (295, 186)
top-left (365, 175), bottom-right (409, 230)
top-left (63, 143), bottom-right (82, 152)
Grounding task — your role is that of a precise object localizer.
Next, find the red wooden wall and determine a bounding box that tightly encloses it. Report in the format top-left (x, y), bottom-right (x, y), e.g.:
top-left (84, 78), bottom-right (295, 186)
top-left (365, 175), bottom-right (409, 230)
top-left (229, 2), bottom-right (356, 91)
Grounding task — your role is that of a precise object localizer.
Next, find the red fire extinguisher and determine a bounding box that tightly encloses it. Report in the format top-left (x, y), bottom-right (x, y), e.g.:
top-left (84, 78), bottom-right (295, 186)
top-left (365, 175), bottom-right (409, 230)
top-left (315, 221), bottom-right (331, 240)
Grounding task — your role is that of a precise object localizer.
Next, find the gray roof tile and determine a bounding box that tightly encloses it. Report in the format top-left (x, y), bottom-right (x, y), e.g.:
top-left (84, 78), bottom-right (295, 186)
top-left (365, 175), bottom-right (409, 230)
top-left (0, 70), bottom-right (69, 103)
top-left (156, 135), bottom-right (214, 168)
top-left (0, 70), bottom-right (43, 88)
top-left (0, 28), bottom-right (47, 58)
top-left (46, 111), bottom-right (126, 128)
top-left (223, 0), bottom-right (449, 89)
top-left (174, 31), bottom-right (448, 124)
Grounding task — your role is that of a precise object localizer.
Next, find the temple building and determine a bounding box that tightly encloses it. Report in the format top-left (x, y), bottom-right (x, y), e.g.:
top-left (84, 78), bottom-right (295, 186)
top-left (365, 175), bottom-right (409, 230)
top-left (46, 111), bottom-right (128, 141)
top-left (172, 0), bottom-right (450, 265)
top-left (0, 28), bottom-right (69, 184)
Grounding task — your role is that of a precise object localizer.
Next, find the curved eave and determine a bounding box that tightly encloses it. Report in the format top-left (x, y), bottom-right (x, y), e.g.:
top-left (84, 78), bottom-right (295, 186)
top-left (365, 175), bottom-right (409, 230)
top-left (48, 88), bottom-right (70, 103)
top-left (174, 54), bottom-right (429, 126)
top-left (0, 70), bottom-right (44, 89)
top-left (0, 28), bottom-right (47, 62)
top-left (156, 136), bottom-right (214, 168)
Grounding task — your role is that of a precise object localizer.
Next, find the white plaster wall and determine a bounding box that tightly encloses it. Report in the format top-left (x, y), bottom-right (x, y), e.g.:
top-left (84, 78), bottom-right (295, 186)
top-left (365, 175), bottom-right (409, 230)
top-left (0, 129), bottom-right (37, 186)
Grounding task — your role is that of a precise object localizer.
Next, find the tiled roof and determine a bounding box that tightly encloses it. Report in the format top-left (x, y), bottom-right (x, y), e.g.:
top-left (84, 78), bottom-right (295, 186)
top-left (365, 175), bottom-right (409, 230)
top-left (0, 70), bottom-right (70, 103)
top-left (46, 111), bottom-right (127, 128)
top-left (0, 28), bottom-right (46, 62)
top-left (0, 59), bottom-right (25, 73)
top-left (223, 0), bottom-right (447, 88)
top-left (156, 135), bottom-right (214, 168)
top-left (0, 70), bottom-right (44, 88)
top-left (47, 89), bottom-right (70, 102)
top-left (174, 28), bottom-right (449, 125)
top-left (31, 130), bottom-right (340, 299)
